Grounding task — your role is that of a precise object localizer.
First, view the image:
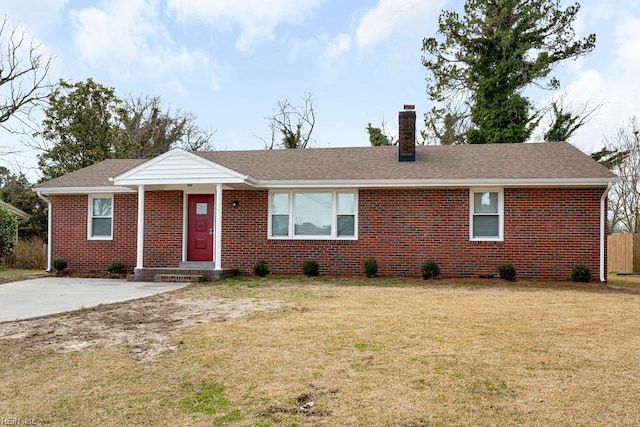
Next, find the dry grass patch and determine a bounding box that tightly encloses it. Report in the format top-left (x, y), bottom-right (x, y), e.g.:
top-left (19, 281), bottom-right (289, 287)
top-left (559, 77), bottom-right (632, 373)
top-left (608, 272), bottom-right (640, 292)
top-left (1, 277), bottom-right (639, 426)
top-left (0, 266), bottom-right (46, 284)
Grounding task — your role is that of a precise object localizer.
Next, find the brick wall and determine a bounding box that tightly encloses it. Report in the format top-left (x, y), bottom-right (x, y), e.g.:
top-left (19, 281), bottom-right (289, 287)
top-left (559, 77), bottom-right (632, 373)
top-left (50, 193), bottom-right (137, 272)
top-left (50, 187), bottom-right (605, 280)
top-left (222, 187), bottom-right (605, 280)
top-left (50, 191), bottom-right (183, 273)
top-left (143, 191), bottom-right (184, 268)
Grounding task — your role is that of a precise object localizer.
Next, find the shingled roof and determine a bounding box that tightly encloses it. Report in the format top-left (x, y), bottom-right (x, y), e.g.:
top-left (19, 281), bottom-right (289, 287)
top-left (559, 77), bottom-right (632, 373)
top-left (199, 142), bottom-right (615, 181)
top-left (35, 142), bottom-right (616, 190)
top-left (36, 159), bottom-right (146, 189)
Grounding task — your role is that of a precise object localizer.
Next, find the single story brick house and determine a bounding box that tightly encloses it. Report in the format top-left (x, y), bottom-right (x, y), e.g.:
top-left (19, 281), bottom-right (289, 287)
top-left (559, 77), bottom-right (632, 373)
top-left (34, 108), bottom-right (617, 281)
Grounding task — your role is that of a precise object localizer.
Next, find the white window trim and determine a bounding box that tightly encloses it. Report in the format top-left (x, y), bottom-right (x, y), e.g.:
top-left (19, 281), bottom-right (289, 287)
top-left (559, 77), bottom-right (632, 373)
top-left (88, 194), bottom-right (113, 240)
top-left (469, 188), bottom-right (503, 242)
top-left (268, 190), bottom-right (358, 240)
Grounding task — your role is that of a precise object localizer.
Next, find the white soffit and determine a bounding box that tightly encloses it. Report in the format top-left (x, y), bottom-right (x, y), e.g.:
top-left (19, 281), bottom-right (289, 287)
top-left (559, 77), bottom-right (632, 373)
top-left (113, 148), bottom-right (251, 185)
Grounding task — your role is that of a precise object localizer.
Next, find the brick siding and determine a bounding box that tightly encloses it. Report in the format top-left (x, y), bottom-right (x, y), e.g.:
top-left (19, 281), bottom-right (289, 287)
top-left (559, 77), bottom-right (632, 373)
top-left (222, 188), bottom-right (604, 280)
top-left (50, 187), bottom-right (606, 280)
top-left (49, 191), bottom-right (183, 273)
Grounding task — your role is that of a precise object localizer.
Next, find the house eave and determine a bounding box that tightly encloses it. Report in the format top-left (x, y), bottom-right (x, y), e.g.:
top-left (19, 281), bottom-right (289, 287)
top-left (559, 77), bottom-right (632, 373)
top-left (113, 176), bottom-right (255, 186)
top-left (32, 186), bottom-right (137, 195)
top-left (32, 177), bottom-right (617, 194)
top-left (254, 177), bottom-right (618, 189)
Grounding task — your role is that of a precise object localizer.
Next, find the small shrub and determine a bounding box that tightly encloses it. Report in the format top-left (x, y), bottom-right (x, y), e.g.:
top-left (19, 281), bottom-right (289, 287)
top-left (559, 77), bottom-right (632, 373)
top-left (52, 258), bottom-right (67, 274)
top-left (364, 257), bottom-right (378, 277)
top-left (253, 259), bottom-right (270, 277)
top-left (303, 260), bottom-right (320, 277)
top-left (571, 263), bottom-right (591, 283)
top-left (498, 263), bottom-right (516, 281)
top-left (107, 261), bottom-right (125, 274)
top-left (421, 260), bottom-right (440, 280)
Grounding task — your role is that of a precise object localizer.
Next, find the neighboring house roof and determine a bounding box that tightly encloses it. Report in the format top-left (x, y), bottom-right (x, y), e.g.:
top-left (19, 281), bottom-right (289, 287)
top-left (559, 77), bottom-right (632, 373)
top-left (34, 142), bottom-right (617, 192)
top-left (0, 200), bottom-right (29, 221)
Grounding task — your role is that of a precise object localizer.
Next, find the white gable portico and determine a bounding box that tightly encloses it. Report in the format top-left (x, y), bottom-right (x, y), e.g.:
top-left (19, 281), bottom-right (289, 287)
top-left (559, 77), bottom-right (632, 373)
top-left (114, 148), bottom-right (256, 187)
top-left (112, 148), bottom-right (255, 275)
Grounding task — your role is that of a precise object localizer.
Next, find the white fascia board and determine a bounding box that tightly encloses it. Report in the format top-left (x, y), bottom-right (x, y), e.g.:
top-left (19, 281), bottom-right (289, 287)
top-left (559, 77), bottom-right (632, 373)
top-left (255, 177), bottom-right (618, 189)
top-left (32, 186), bottom-right (137, 195)
top-left (114, 176), bottom-right (251, 186)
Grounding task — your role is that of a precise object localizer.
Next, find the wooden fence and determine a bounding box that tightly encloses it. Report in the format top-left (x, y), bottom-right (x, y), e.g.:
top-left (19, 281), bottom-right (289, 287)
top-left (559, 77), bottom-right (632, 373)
top-left (608, 233), bottom-right (640, 273)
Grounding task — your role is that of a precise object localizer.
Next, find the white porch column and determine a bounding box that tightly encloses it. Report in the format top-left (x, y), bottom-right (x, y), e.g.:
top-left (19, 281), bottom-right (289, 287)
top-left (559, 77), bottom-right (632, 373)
top-left (215, 184), bottom-right (223, 270)
top-left (136, 185), bottom-right (145, 270)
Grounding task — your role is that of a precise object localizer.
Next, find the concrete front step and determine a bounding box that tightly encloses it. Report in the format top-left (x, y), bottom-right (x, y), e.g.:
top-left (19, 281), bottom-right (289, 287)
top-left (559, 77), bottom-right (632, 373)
top-left (178, 261), bottom-right (216, 269)
top-left (127, 267), bottom-right (239, 282)
top-left (154, 274), bottom-right (204, 283)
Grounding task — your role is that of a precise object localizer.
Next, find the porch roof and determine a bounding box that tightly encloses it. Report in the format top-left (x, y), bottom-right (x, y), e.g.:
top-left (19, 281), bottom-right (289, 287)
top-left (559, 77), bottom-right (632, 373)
top-left (0, 200), bottom-right (29, 221)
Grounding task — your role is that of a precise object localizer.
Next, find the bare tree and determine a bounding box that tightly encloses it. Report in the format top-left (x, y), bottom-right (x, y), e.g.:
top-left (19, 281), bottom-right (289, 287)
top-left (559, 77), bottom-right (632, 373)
top-left (263, 93), bottom-right (316, 149)
top-left (122, 95), bottom-right (215, 157)
top-left (605, 117), bottom-right (640, 233)
top-left (421, 95), bottom-right (470, 145)
top-left (541, 95), bottom-right (602, 142)
top-left (0, 16), bottom-right (53, 132)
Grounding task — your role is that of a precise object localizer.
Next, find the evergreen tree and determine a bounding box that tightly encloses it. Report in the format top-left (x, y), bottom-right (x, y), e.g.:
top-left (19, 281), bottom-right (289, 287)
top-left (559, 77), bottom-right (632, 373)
top-left (422, 0), bottom-right (595, 144)
top-left (37, 79), bottom-right (130, 180)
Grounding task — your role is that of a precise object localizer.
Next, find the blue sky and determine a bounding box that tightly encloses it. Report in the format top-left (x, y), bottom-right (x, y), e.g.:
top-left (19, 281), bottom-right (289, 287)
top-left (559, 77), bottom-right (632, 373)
top-left (2, 0), bottom-right (639, 181)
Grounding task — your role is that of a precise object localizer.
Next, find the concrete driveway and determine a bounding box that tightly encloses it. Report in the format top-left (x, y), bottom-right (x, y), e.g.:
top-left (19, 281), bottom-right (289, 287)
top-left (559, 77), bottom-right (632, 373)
top-left (0, 277), bottom-right (190, 322)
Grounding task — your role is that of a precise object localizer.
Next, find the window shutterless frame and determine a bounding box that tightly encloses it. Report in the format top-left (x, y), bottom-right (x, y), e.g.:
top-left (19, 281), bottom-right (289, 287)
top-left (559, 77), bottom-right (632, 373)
top-left (268, 190), bottom-right (358, 240)
top-left (87, 194), bottom-right (113, 240)
top-left (469, 188), bottom-right (503, 241)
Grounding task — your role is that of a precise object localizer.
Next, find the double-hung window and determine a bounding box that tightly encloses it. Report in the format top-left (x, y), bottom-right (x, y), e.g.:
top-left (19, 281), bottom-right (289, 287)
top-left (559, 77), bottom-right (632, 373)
top-left (470, 189), bottom-right (503, 241)
top-left (269, 191), bottom-right (357, 239)
top-left (88, 195), bottom-right (113, 239)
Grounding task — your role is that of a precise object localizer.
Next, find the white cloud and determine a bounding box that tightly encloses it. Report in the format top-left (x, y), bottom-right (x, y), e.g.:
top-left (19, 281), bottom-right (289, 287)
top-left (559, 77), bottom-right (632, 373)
top-left (317, 0), bottom-right (444, 80)
top-left (354, 0), bottom-right (444, 49)
top-left (319, 32), bottom-right (352, 79)
top-left (70, 0), bottom-right (213, 91)
top-left (548, 13), bottom-right (640, 153)
top-left (166, 0), bottom-right (325, 52)
top-left (2, 0), bottom-right (69, 33)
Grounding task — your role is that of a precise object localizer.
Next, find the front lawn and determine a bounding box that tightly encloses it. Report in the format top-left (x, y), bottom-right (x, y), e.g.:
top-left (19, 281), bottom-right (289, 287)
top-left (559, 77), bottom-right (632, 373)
top-left (1, 277), bottom-right (639, 426)
top-left (0, 266), bottom-right (47, 284)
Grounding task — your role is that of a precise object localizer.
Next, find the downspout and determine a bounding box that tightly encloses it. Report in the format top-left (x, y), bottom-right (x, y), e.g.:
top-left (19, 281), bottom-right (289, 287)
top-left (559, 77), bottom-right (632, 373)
top-left (36, 192), bottom-right (52, 272)
top-left (600, 182), bottom-right (613, 282)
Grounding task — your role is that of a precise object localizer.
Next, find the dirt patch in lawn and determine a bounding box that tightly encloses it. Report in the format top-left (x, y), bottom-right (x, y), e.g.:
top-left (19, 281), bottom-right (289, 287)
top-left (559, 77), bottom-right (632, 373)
top-left (0, 288), bottom-right (291, 363)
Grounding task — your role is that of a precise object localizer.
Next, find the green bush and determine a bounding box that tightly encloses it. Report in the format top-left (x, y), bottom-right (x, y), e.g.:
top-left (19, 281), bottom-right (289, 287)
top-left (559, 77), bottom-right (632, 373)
top-left (303, 260), bottom-right (320, 277)
top-left (107, 261), bottom-right (125, 274)
top-left (253, 259), bottom-right (270, 277)
top-left (0, 205), bottom-right (18, 260)
top-left (498, 263), bottom-right (516, 281)
top-left (571, 263), bottom-right (591, 283)
top-left (52, 258), bottom-right (67, 274)
top-left (421, 260), bottom-right (440, 280)
top-left (364, 257), bottom-right (378, 277)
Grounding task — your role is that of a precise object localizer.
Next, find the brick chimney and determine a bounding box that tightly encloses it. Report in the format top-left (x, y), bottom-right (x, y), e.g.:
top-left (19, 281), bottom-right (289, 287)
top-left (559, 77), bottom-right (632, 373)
top-left (398, 104), bottom-right (416, 162)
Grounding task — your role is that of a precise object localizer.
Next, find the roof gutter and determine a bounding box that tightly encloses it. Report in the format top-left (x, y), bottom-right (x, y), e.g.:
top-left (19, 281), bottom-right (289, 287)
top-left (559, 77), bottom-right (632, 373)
top-left (36, 191), bottom-right (52, 272)
top-left (600, 182), bottom-right (613, 282)
top-left (255, 177), bottom-right (616, 189)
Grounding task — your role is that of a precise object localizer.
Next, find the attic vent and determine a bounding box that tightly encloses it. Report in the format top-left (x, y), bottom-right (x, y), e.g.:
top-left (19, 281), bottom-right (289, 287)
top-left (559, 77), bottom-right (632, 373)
top-left (398, 105), bottom-right (416, 162)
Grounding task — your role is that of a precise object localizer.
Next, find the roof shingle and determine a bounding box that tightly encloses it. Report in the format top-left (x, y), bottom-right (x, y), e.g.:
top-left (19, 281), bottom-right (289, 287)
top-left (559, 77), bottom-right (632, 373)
top-left (35, 142), bottom-right (616, 190)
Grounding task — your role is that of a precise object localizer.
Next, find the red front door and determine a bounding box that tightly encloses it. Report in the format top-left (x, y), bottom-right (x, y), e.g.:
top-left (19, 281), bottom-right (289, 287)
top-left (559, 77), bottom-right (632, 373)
top-left (187, 194), bottom-right (214, 261)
